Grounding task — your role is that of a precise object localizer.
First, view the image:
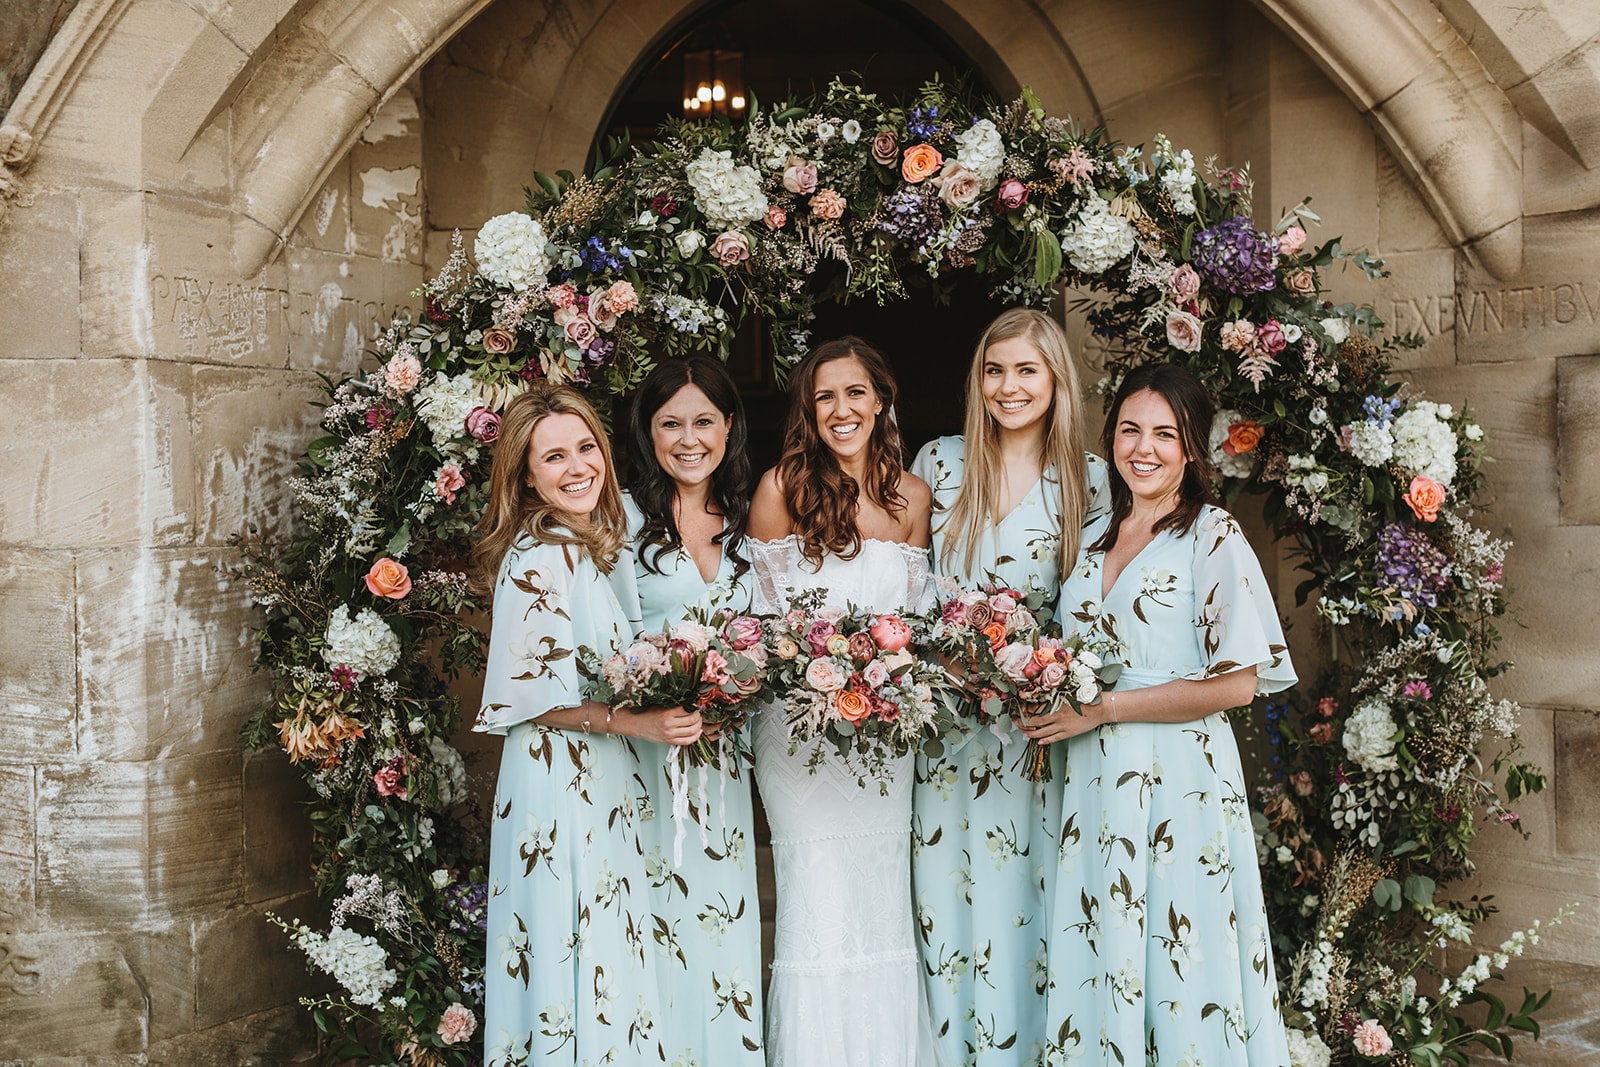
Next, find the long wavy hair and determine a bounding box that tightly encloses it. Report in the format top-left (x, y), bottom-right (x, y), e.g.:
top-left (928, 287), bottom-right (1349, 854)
top-left (1091, 361), bottom-right (1219, 553)
top-left (940, 308), bottom-right (1090, 580)
top-left (624, 354), bottom-right (753, 578)
top-left (472, 382), bottom-right (627, 588)
top-left (775, 336), bottom-right (907, 565)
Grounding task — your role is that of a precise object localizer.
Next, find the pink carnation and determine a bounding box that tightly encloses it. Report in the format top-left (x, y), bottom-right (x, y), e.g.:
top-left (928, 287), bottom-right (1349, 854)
top-left (605, 280), bottom-right (638, 314)
top-left (1351, 1020), bottom-right (1392, 1057)
top-left (1219, 319), bottom-right (1256, 352)
top-left (764, 204), bottom-right (787, 230)
top-left (435, 461), bottom-right (466, 505)
top-left (437, 1002), bottom-right (477, 1045)
top-left (810, 189), bottom-right (847, 220)
top-left (545, 282), bottom-right (578, 310)
top-left (383, 353), bottom-right (422, 395)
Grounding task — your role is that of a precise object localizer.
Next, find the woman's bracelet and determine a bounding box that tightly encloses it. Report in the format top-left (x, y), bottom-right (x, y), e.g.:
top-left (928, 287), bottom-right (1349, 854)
top-left (1107, 691), bottom-right (1119, 723)
top-left (604, 708), bottom-right (615, 734)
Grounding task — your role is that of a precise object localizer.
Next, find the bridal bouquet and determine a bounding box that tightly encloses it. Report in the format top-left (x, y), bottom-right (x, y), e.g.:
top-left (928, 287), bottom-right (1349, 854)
top-left (763, 588), bottom-right (950, 792)
top-left (928, 579), bottom-right (1055, 726)
top-left (983, 629), bottom-right (1123, 781)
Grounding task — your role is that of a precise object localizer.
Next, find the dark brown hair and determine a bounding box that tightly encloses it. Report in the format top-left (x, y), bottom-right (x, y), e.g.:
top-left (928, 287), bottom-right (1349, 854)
top-left (775, 336), bottom-right (906, 564)
top-left (1092, 362), bottom-right (1218, 553)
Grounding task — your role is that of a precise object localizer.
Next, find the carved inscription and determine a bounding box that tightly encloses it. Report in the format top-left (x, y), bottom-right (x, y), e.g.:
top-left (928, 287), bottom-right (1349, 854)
top-left (1384, 282), bottom-right (1600, 341)
top-left (151, 273), bottom-right (417, 361)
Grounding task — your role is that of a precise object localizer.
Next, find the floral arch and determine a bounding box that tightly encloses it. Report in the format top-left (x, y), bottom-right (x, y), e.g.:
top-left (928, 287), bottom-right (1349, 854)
top-left (236, 78), bottom-right (1550, 1065)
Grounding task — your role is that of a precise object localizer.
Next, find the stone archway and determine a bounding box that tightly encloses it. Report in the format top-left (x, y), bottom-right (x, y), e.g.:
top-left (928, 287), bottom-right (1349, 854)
top-left (3, 1), bottom-right (1599, 1062)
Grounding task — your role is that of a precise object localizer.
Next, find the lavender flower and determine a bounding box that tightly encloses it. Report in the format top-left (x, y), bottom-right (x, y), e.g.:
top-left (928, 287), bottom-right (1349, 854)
top-left (1375, 521), bottom-right (1452, 610)
top-left (1192, 216), bottom-right (1278, 295)
top-left (1363, 395), bottom-right (1401, 425)
top-left (907, 105), bottom-right (942, 140)
top-left (877, 186), bottom-right (945, 254)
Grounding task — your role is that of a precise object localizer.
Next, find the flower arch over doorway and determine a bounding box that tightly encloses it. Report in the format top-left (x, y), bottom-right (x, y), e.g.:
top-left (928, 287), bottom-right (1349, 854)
top-left (236, 78), bottom-right (1548, 1064)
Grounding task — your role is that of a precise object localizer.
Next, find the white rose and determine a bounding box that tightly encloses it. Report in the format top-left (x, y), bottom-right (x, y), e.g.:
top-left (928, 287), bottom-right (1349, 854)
top-left (1319, 317), bottom-right (1350, 344)
top-left (1465, 424), bottom-right (1483, 441)
top-left (676, 230), bottom-right (706, 257)
top-left (1076, 682), bottom-right (1100, 705)
top-left (1077, 649), bottom-right (1102, 670)
top-left (431, 869), bottom-right (451, 889)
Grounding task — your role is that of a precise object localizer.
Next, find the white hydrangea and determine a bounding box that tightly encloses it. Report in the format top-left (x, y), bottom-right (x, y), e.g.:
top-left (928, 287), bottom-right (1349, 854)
top-left (1286, 1027), bottom-right (1332, 1067)
top-left (1346, 420), bottom-right (1394, 467)
top-left (474, 212), bottom-right (552, 291)
top-left (323, 604), bottom-right (402, 678)
top-left (1060, 195), bottom-right (1136, 275)
top-left (1209, 409), bottom-right (1258, 479)
top-left (291, 922), bottom-right (397, 1007)
top-left (427, 736), bottom-right (469, 809)
top-left (953, 118), bottom-right (1005, 188)
top-left (1392, 402), bottom-right (1459, 486)
top-left (415, 372), bottom-right (484, 448)
top-left (684, 148), bottom-right (768, 229)
top-left (1343, 698), bottom-right (1400, 774)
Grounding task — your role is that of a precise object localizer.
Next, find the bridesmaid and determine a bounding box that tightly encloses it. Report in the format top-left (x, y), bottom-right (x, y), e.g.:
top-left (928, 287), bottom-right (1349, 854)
top-left (909, 308), bottom-right (1108, 1065)
top-left (619, 355), bottom-right (764, 1063)
top-left (472, 382), bottom-right (703, 1067)
top-left (1023, 363), bottom-right (1295, 1065)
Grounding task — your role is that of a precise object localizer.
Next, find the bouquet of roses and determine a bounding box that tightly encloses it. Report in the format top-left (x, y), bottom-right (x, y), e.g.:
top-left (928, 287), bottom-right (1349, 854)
top-left (928, 578), bottom-right (1056, 726)
top-left (579, 612), bottom-right (769, 861)
top-left (763, 588), bottom-right (952, 793)
top-left (976, 626), bottom-right (1123, 783)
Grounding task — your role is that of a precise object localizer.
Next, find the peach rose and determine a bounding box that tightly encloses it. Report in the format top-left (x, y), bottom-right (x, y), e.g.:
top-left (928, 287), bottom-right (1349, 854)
top-left (810, 189), bottom-right (847, 220)
top-left (1224, 420), bottom-right (1263, 456)
top-left (1402, 475), bottom-right (1445, 522)
top-left (1166, 309), bottom-right (1203, 353)
top-left (364, 557), bottom-right (412, 599)
top-left (835, 688), bottom-right (871, 724)
top-left (589, 298), bottom-right (618, 332)
top-left (1285, 268), bottom-right (1316, 297)
top-left (805, 658), bottom-right (846, 693)
top-left (764, 204), bottom-right (788, 230)
top-left (933, 161), bottom-right (980, 207)
top-left (901, 144), bottom-right (943, 184)
top-left (711, 230), bottom-right (750, 267)
top-left (481, 327), bottom-right (516, 354)
top-left (564, 315), bottom-right (597, 348)
top-left (980, 621), bottom-right (1008, 650)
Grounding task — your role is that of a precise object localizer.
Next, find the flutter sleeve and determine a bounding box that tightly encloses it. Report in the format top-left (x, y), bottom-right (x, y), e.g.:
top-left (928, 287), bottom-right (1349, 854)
top-left (473, 541), bottom-right (586, 735)
top-left (1190, 507), bottom-right (1297, 695)
top-left (1083, 451), bottom-right (1112, 526)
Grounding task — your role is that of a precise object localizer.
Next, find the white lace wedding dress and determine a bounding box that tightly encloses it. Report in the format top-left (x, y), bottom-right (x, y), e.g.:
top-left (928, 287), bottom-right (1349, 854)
top-left (749, 535), bottom-right (946, 1067)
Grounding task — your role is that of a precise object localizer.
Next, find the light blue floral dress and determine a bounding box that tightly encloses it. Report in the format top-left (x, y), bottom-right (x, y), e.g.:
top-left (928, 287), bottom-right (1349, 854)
top-left (617, 495), bottom-right (764, 1065)
top-left (1043, 505), bottom-right (1295, 1066)
top-left (475, 536), bottom-right (664, 1067)
top-left (909, 437), bottom-right (1108, 1066)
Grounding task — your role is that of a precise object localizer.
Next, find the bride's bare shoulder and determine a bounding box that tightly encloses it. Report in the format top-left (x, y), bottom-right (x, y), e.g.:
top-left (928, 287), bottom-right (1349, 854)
top-left (749, 468), bottom-right (795, 540)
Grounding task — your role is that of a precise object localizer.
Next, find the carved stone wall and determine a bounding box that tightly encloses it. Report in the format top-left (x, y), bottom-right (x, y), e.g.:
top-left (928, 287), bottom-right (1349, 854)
top-left (0, 0), bottom-right (1596, 1061)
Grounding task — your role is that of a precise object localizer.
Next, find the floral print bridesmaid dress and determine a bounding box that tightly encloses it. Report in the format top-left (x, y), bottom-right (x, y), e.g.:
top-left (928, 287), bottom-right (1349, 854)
top-left (1043, 506), bottom-right (1295, 1066)
top-left (475, 537), bottom-right (664, 1067)
top-left (910, 436), bottom-right (1107, 1065)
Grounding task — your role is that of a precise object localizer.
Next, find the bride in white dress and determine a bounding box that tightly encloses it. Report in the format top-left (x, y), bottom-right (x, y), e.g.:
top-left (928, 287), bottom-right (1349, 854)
top-left (746, 337), bottom-right (945, 1067)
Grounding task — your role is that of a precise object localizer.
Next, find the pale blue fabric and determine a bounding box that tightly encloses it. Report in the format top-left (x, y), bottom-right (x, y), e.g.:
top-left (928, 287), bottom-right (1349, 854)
top-left (908, 437), bottom-right (1109, 1066)
top-left (619, 494), bottom-right (764, 1065)
top-left (475, 538), bottom-right (665, 1066)
top-left (1042, 505), bottom-right (1295, 1065)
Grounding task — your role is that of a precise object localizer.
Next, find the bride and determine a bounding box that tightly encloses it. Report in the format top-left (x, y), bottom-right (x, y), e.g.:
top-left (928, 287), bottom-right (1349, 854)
top-left (747, 336), bottom-right (945, 1066)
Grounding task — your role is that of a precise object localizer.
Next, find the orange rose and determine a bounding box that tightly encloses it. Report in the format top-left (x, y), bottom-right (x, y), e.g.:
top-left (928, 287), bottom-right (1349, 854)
top-left (364, 557), bottom-right (412, 599)
top-left (1031, 647), bottom-right (1061, 668)
top-left (1224, 420), bottom-right (1263, 456)
top-left (835, 689), bottom-right (872, 724)
top-left (901, 144), bottom-right (943, 184)
top-left (980, 621), bottom-right (1008, 650)
top-left (1402, 475), bottom-right (1445, 522)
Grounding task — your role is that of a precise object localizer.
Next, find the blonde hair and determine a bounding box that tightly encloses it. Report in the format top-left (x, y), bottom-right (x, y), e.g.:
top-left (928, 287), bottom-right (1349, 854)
top-left (940, 308), bottom-right (1090, 580)
top-left (472, 382), bottom-right (626, 589)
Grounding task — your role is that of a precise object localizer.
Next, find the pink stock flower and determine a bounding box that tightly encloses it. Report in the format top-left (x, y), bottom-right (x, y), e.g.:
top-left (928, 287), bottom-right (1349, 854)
top-left (1317, 696), bottom-right (1339, 717)
top-left (435, 461), bottom-right (466, 505)
top-left (1291, 770), bottom-right (1315, 796)
top-left (373, 756), bottom-right (407, 799)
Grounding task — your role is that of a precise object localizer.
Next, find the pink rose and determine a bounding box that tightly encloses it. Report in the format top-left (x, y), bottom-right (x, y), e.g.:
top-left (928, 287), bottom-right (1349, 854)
top-left (871, 129), bottom-right (899, 167)
top-left (1256, 318), bottom-right (1287, 356)
top-left (806, 620), bottom-right (838, 657)
top-left (364, 557), bottom-right (412, 599)
top-left (1168, 264), bottom-right (1201, 302)
top-left (1040, 662), bottom-right (1068, 689)
top-left (995, 643), bottom-right (1033, 683)
top-left (863, 659), bottom-right (889, 688)
top-left (1285, 268), bottom-right (1316, 297)
top-left (1165, 309), bottom-right (1203, 353)
top-left (782, 158), bottom-right (818, 195)
top-left (805, 658), bottom-right (846, 693)
top-left (722, 615), bottom-right (763, 651)
top-left (676, 622), bottom-right (712, 653)
top-left (869, 615), bottom-right (913, 653)
top-left (990, 592), bottom-right (1018, 616)
top-left (1351, 1020), bottom-right (1392, 1057)
top-left (710, 230), bottom-right (750, 267)
top-left (809, 189), bottom-right (847, 220)
top-left (434, 461), bottom-right (466, 505)
top-left (764, 204), bottom-right (787, 230)
top-left (1309, 721), bottom-right (1334, 744)
top-left (373, 756), bottom-right (407, 799)
top-left (551, 304), bottom-right (579, 328)
top-left (605, 280), bottom-right (638, 314)
top-left (996, 178), bottom-right (1028, 211)
top-left (564, 315), bottom-right (597, 348)
top-left (383, 353), bottom-right (422, 396)
top-left (1290, 770), bottom-right (1314, 796)
top-left (465, 406), bottom-right (500, 443)
top-left (437, 1003), bottom-right (477, 1045)
top-left (1219, 319), bottom-right (1256, 352)
top-left (933, 161), bottom-right (980, 208)
top-left (1279, 225), bottom-right (1307, 255)
top-left (589, 298), bottom-right (618, 332)
top-left (545, 282), bottom-right (578, 310)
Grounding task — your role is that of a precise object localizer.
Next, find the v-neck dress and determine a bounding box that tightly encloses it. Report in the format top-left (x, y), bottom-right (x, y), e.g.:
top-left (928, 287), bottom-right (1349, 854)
top-left (617, 495), bottom-right (764, 1066)
top-left (1042, 505), bottom-right (1295, 1066)
top-left (475, 536), bottom-right (665, 1066)
top-left (908, 436), bottom-right (1109, 1066)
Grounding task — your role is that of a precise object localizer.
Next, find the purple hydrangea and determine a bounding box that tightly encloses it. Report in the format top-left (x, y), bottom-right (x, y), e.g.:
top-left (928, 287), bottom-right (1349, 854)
top-left (1375, 521), bottom-right (1452, 609)
top-left (1192, 215), bottom-right (1278, 295)
top-left (877, 186), bottom-right (945, 253)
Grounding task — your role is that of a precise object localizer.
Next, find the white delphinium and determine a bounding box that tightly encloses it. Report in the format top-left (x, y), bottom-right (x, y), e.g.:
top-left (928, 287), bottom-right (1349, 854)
top-left (1342, 698), bottom-right (1400, 773)
top-left (474, 212), bottom-right (552, 291)
top-left (1153, 136), bottom-right (1197, 215)
top-left (953, 118), bottom-right (1006, 188)
top-left (289, 921), bottom-right (398, 1007)
top-left (1392, 401), bottom-right (1459, 486)
top-left (1060, 195), bottom-right (1136, 275)
top-left (685, 148), bottom-right (769, 229)
top-left (1346, 420), bottom-right (1395, 467)
top-left (323, 605), bottom-right (401, 677)
top-left (1209, 409), bottom-right (1258, 479)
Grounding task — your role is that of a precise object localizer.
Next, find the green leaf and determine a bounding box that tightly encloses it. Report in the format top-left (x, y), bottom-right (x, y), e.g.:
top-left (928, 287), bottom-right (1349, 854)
top-left (1372, 877), bottom-right (1402, 911)
top-left (534, 171), bottom-right (561, 199)
top-left (386, 524), bottom-right (412, 559)
top-left (1403, 873), bottom-right (1436, 907)
top-left (1033, 229), bottom-right (1063, 289)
